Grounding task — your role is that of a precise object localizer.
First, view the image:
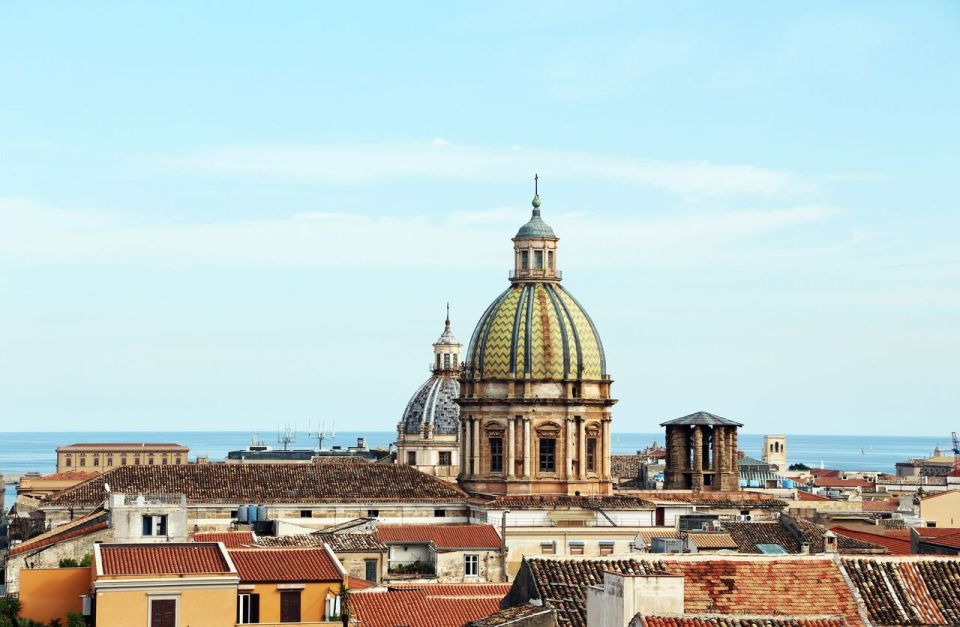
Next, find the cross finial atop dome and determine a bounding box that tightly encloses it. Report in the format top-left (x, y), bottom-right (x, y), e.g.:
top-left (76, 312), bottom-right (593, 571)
top-left (445, 302), bottom-right (450, 329)
top-left (532, 173), bottom-right (541, 214)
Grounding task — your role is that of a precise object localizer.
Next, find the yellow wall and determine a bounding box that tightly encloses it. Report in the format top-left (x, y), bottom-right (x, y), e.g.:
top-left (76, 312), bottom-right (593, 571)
top-left (95, 581), bottom-right (236, 627)
top-left (921, 490), bottom-right (960, 528)
top-left (248, 581), bottom-right (343, 623)
top-left (19, 567), bottom-right (90, 625)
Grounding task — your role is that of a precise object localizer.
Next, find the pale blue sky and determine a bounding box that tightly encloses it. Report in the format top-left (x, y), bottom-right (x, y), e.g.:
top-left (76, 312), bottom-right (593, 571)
top-left (1, 2), bottom-right (957, 435)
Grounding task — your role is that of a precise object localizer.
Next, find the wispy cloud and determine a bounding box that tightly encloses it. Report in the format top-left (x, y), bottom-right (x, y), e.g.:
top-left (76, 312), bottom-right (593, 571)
top-left (169, 141), bottom-right (807, 199)
top-left (0, 197), bottom-right (839, 271)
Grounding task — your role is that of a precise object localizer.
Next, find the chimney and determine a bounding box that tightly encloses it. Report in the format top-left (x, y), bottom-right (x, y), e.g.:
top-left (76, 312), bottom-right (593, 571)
top-left (800, 542), bottom-right (810, 555)
top-left (823, 530), bottom-right (838, 554)
top-left (586, 570), bottom-right (683, 627)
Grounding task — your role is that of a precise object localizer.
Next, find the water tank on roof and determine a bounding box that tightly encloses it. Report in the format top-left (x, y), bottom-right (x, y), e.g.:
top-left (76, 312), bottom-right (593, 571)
top-left (237, 505), bottom-right (249, 523)
top-left (783, 479), bottom-right (795, 489)
top-left (255, 505), bottom-right (267, 521)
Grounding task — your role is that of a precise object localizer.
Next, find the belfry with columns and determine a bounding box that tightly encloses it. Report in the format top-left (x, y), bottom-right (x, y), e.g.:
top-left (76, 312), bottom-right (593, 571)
top-left (458, 179), bottom-right (616, 495)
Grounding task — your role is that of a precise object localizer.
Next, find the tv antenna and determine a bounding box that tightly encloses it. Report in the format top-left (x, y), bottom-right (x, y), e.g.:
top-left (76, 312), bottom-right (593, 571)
top-left (308, 419), bottom-right (336, 452)
top-left (277, 425), bottom-right (297, 451)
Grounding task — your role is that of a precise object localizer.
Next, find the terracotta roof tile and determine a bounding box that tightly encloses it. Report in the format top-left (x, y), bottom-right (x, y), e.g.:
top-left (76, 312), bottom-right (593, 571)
top-left (611, 455), bottom-right (643, 478)
top-left (99, 543), bottom-right (233, 576)
top-left (840, 558), bottom-right (960, 625)
top-left (193, 531), bottom-right (255, 548)
top-left (350, 587), bottom-right (505, 627)
top-left (387, 583), bottom-right (512, 597)
top-left (830, 527), bottom-right (911, 556)
top-left (724, 519), bottom-right (885, 555)
top-left (376, 524), bottom-right (501, 550)
top-left (464, 603), bottom-right (556, 626)
top-left (686, 532), bottom-right (738, 550)
top-left (256, 533), bottom-right (385, 552)
top-left (797, 490), bottom-right (832, 502)
top-left (476, 494), bottom-right (652, 510)
top-left (813, 477), bottom-right (873, 489)
top-left (228, 547), bottom-right (342, 582)
top-left (347, 576), bottom-right (375, 590)
top-left (631, 491), bottom-right (786, 509)
top-left (47, 459), bottom-right (468, 506)
top-left (34, 471), bottom-right (101, 481)
top-left (919, 530), bottom-right (960, 549)
top-left (636, 617), bottom-right (845, 627)
top-left (861, 499), bottom-right (898, 512)
top-left (9, 509), bottom-right (109, 556)
top-left (519, 557), bottom-right (864, 627)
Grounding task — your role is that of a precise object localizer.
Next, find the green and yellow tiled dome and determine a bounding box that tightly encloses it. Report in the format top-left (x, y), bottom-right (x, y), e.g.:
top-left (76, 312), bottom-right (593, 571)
top-left (464, 282), bottom-right (606, 380)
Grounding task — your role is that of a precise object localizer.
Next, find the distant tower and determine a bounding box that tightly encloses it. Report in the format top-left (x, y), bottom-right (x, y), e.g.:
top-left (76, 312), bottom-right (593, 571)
top-left (762, 435), bottom-right (787, 471)
top-left (662, 411), bottom-right (742, 492)
top-left (395, 306), bottom-right (463, 480)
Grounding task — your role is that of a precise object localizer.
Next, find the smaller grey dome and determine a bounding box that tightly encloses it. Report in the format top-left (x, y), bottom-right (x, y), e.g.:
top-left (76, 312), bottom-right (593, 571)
top-left (516, 208), bottom-right (556, 239)
top-left (401, 375), bottom-right (460, 435)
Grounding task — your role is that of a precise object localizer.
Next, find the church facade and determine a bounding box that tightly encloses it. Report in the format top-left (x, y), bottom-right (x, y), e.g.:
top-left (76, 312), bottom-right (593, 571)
top-left (458, 188), bottom-right (616, 496)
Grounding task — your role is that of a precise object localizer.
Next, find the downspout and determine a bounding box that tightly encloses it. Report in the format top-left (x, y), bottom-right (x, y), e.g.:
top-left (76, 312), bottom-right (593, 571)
top-left (500, 510), bottom-right (511, 582)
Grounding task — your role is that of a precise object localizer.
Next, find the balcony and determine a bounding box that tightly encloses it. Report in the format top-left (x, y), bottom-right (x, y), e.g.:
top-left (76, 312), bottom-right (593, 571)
top-left (509, 269), bottom-right (561, 280)
top-left (387, 559), bottom-right (436, 578)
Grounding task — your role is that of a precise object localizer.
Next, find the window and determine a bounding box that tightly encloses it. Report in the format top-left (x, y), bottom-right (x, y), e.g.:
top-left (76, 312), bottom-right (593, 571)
top-left (569, 542), bottom-right (584, 555)
top-left (148, 456), bottom-right (155, 465)
top-left (443, 353), bottom-right (451, 369)
top-left (539, 438), bottom-right (556, 472)
top-left (521, 250), bottom-right (529, 269)
top-left (324, 593), bottom-right (341, 621)
top-left (365, 559), bottom-right (379, 582)
top-left (280, 590), bottom-right (301, 623)
top-left (142, 515), bottom-right (168, 537)
top-left (407, 451), bottom-right (417, 465)
top-left (534, 250), bottom-right (543, 269)
top-left (93, 456), bottom-right (100, 466)
top-left (150, 598), bottom-right (177, 627)
top-left (230, 510), bottom-right (239, 518)
top-left (367, 509), bottom-right (379, 518)
top-left (65, 457), bottom-right (72, 467)
top-left (438, 451), bottom-right (452, 466)
top-left (927, 522), bottom-right (937, 528)
top-left (547, 250), bottom-right (554, 269)
top-left (237, 593), bottom-right (260, 624)
top-left (300, 509), bottom-right (312, 518)
top-left (107, 456), bottom-right (113, 467)
top-left (540, 541), bottom-right (556, 555)
top-left (464, 554), bottom-right (479, 577)
top-left (175, 457), bottom-right (182, 465)
top-left (434, 509), bottom-right (446, 518)
top-left (135, 457), bottom-right (141, 465)
top-left (436, 354), bottom-right (442, 369)
top-left (586, 438), bottom-right (597, 473)
top-left (599, 542), bottom-right (615, 556)
top-left (121, 456), bottom-right (127, 466)
top-left (489, 437), bottom-right (503, 472)
top-left (79, 458), bottom-right (86, 467)
top-left (162, 457), bottom-right (168, 465)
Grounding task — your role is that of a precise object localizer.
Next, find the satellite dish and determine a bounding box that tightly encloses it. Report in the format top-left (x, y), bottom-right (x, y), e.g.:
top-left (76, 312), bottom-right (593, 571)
top-left (104, 483), bottom-right (111, 493)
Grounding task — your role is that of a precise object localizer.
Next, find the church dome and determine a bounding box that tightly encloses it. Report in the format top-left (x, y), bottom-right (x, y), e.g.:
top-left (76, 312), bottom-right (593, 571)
top-left (400, 375), bottom-right (460, 435)
top-left (464, 281), bottom-right (606, 380)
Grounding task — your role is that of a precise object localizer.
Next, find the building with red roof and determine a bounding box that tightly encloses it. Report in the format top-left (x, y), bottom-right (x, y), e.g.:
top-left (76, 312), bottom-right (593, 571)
top-left (350, 582), bottom-right (510, 627)
top-left (376, 524), bottom-right (504, 583)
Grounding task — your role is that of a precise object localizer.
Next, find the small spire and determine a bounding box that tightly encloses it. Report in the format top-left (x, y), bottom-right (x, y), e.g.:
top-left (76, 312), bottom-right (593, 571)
top-left (445, 302), bottom-right (450, 328)
top-left (532, 173), bottom-right (541, 214)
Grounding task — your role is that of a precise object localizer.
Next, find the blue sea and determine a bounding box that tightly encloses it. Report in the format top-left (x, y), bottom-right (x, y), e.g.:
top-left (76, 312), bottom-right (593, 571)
top-left (0, 431), bottom-right (949, 507)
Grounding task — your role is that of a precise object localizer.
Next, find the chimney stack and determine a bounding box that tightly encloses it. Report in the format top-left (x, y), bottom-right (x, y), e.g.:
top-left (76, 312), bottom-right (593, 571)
top-left (586, 570), bottom-right (684, 627)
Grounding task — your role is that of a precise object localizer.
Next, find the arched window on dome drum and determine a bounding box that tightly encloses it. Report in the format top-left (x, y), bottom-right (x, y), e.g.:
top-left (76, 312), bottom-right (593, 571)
top-left (586, 438), bottom-right (597, 473)
top-left (521, 250), bottom-right (529, 269)
top-left (539, 438), bottom-right (556, 473)
top-left (547, 250), bottom-right (553, 269)
top-left (443, 353), bottom-right (451, 369)
top-left (489, 437), bottom-right (503, 472)
top-left (534, 250), bottom-right (543, 269)
top-left (436, 354), bottom-right (441, 369)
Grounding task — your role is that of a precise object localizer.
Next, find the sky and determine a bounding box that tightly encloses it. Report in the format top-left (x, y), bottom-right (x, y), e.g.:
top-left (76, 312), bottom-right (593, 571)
top-left (0, 2), bottom-right (958, 436)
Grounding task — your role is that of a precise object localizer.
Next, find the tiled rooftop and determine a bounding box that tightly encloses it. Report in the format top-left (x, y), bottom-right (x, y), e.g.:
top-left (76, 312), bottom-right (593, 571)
top-left (32, 471), bottom-right (100, 481)
top-left (9, 508), bottom-right (109, 556)
top-left (58, 442), bottom-right (187, 451)
top-left (476, 494), bottom-right (653, 510)
top-left (193, 531), bottom-right (255, 547)
top-left (830, 526), bottom-right (912, 556)
top-left (376, 524), bottom-right (501, 550)
top-left (841, 558), bottom-right (960, 625)
top-left (724, 519), bottom-right (884, 555)
top-left (812, 477), bottom-right (873, 489)
top-left (465, 603), bottom-right (556, 626)
top-left (256, 532), bottom-right (385, 552)
top-left (98, 543), bottom-right (234, 576)
top-left (635, 528), bottom-right (681, 546)
top-left (796, 490), bottom-right (832, 502)
top-left (635, 617), bottom-right (845, 627)
top-left (686, 532), bottom-right (738, 550)
top-left (630, 491), bottom-right (786, 509)
top-left (611, 455), bottom-right (644, 478)
top-left (350, 583), bottom-right (508, 627)
top-left (516, 557), bottom-right (864, 627)
top-left (46, 459), bottom-right (468, 506)
top-left (861, 498), bottom-right (898, 512)
top-left (228, 547), bottom-right (342, 582)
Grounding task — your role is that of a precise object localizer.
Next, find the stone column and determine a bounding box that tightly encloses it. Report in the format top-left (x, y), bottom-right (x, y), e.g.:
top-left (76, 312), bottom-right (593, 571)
top-left (462, 420), bottom-right (471, 478)
top-left (577, 418), bottom-right (586, 478)
top-left (472, 418), bottom-right (481, 478)
top-left (565, 418), bottom-right (575, 478)
top-left (692, 426), bottom-right (704, 491)
top-left (507, 418), bottom-right (516, 478)
top-left (523, 418), bottom-right (531, 478)
top-left (714, 426), bottom-right (724, 472)
top-left (602, 418), bottom-right (612, 478)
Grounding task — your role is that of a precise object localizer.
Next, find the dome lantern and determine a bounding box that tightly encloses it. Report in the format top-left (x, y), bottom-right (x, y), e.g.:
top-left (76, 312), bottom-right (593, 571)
top-left (511, 174), bottom-right (560, 283)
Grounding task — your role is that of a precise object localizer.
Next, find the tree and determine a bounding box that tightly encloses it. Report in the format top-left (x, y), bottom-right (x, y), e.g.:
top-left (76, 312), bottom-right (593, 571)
top-left (789, 462), bottom-right (810, 471)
